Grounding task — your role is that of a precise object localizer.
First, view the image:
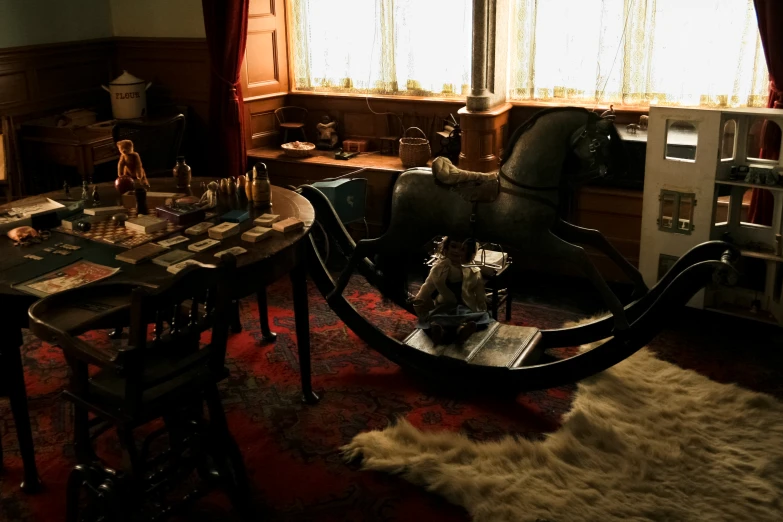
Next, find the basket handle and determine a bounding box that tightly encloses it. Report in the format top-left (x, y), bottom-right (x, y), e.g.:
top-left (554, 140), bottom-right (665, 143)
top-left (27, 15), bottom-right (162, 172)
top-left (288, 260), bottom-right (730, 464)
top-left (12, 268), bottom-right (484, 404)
top-left (403, 127), bottom-right (427, 139)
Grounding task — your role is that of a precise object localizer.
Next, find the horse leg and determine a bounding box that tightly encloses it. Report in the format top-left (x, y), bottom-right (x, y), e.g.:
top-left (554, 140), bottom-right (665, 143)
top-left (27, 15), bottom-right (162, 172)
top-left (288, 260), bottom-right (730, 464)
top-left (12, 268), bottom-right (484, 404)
top-left (540, 231), bottom-right (630, 331)
top-left (553, 219), bottom-right (648, 298)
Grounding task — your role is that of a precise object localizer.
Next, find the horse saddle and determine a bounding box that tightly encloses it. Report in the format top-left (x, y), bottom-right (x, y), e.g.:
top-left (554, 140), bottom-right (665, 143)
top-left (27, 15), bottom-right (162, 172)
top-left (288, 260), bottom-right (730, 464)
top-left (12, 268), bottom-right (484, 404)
top-left (431, 157), bottom-right (499, 203)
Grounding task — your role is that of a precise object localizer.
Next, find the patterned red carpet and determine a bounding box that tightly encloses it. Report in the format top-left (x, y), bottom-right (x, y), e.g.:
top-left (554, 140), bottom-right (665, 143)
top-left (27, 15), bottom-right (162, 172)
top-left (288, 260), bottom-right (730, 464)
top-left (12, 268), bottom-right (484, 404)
top-left (1, 277), bottom-right (781, 521)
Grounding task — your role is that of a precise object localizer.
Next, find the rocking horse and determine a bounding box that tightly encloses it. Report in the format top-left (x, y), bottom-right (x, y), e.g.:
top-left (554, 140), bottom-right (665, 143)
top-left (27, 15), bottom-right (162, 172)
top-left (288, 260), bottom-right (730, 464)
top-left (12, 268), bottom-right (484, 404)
top-left (299, 107), bottom-right (738, 391)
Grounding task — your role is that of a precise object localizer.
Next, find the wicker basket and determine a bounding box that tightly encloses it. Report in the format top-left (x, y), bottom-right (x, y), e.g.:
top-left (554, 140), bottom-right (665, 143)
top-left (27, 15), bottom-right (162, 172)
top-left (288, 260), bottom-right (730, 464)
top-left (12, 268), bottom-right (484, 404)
top-left (281, 141), bottom-right (315, 158)
top-left (399, 127), bottom-right (431, 168)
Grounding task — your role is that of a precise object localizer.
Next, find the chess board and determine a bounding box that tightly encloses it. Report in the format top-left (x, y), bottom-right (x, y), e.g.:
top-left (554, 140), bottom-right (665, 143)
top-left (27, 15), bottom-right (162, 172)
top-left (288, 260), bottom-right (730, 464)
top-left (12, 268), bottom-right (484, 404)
top-left (55, 209), bottom-right (183, 249)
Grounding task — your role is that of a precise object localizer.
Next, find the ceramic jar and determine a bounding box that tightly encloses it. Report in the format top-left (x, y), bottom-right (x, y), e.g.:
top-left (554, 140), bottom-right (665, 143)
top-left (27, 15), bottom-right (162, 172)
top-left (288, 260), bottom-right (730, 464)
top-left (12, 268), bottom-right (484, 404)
top-left (173, 156), bottom-right (191, 189)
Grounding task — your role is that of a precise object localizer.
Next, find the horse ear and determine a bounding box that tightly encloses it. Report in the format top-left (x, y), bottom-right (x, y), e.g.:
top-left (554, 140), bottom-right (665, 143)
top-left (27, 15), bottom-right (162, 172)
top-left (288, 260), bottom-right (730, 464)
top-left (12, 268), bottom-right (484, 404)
top-left (596, 118), bottom-right (614, 133)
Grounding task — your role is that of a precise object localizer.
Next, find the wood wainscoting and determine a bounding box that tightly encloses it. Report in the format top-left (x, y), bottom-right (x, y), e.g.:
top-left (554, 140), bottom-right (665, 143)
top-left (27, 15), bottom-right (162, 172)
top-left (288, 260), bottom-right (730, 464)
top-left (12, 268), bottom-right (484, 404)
top-left (0, 39), bottom-right (113, 119)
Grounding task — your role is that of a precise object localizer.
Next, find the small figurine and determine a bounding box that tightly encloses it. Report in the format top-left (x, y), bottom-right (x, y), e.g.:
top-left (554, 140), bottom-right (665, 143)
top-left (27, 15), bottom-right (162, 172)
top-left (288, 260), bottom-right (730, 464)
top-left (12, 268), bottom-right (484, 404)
top-left (316, 115), bottom-right (339, 150)
top-left (199, 181), bottom-right (219, 209)
top-left (91, 185), bottom-right (100, 206)
top-left (117, 139), bottom-right (149, 188)
top-left (413, 237), bottom-right (492, 345)
top-left (63, 181), bottom-right (71, 199)
top-left (81, 181), bottom-right (90, 201)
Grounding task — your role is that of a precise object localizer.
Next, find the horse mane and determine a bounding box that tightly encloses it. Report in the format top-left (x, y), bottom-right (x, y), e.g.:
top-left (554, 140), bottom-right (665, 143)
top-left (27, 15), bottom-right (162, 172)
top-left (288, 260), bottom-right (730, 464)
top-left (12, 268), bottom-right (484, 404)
top-left (500, 106), bottom-right (592, 166)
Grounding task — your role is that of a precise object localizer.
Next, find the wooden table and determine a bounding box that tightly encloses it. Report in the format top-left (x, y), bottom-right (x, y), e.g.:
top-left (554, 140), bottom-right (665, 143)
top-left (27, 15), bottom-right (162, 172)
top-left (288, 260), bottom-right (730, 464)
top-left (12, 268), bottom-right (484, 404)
top-left (0, 177), bottom-right (317, 492)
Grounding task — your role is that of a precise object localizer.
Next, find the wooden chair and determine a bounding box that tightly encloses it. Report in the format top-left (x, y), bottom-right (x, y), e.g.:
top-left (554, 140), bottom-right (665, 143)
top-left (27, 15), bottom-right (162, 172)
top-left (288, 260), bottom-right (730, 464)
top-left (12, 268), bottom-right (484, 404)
top-left (274, 106), bottom-right (308, 144)
top-left (112, 114), bottom-right (186, 177)
top-left (28, 255), bottom-right (252, 521)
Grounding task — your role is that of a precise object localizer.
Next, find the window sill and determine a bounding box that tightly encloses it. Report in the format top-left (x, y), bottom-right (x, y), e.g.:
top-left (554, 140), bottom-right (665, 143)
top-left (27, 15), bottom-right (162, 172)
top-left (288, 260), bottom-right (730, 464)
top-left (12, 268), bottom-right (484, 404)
top-left (287, 89), bottom-right (467, 105)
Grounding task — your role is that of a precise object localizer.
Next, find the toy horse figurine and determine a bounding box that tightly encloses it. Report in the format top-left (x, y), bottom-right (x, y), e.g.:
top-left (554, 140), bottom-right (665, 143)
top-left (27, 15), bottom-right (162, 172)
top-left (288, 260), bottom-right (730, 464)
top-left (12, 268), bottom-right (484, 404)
top-left (328, 107), bottom-right (648, 332)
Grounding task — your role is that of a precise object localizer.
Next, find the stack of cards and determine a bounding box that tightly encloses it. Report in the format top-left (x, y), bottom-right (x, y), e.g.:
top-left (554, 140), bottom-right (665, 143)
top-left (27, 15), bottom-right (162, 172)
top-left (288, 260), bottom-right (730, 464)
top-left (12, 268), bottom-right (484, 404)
top-left (188, 238), bottom-right (220, 252)
top-left (185, 222), bottom-right (216, 236)
top-left (208, 222), bottom-right (239, 240)
top-left (156, 235), bottom-right (189, 247)
top-left (125, 215), bottom-right (168, 234)
top-left (241, 226), bottom-right (273, 243)
top-left (116, 243), bottom-right (168, 264)
top-left (272, 217), bottom-right (304, 233)
top-left (152, 249), bottom-right (194, 267)
top-left (166, 259), bottom-right (217, 274)
top-left (221, 209), bottom-right (250, 223)
top-left (254, 214), bottom-right (280, 227)
top-left (214, 246), bottom-right (247, 258)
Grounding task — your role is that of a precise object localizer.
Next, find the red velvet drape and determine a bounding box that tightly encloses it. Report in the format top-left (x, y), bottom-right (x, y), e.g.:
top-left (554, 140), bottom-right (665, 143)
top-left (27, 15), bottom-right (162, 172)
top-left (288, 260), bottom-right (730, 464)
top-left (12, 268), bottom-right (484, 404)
top-left (749, 0), bottom-right (783, 225)
top-left (202, 0), bottom-right (250, 178)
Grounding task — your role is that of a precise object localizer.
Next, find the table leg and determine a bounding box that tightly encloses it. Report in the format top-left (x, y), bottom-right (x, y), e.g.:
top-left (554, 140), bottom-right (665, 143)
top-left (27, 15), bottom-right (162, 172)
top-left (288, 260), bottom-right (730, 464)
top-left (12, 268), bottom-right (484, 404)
top-left (256, 290), bottom-right (277, 343)
top-left (2, 329), bottom-right (42, 493)
top-left (290, 259), bottom-right (319, 404)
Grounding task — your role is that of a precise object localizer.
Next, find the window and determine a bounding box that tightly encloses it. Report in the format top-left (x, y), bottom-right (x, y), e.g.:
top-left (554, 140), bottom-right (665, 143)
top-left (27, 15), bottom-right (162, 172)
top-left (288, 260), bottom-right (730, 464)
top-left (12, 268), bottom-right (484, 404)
top-left (658, 190), bottom-right (695, 235)
top-left (289, 0), bottom-right (472, 97)
top-left (508, 0), bottom-right (769, 107)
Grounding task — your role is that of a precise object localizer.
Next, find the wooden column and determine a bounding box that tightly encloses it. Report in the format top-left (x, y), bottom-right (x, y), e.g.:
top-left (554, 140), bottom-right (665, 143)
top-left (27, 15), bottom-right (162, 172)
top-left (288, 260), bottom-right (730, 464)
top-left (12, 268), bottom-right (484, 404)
top-left (458, 102), bottom-right (511, 173)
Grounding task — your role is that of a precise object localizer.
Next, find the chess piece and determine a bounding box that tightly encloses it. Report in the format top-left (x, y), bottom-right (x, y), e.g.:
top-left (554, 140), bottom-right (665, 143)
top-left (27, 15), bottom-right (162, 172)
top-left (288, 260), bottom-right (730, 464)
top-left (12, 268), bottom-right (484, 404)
top-left (63, 181), bottom-right (70, 199)
top-left (112, 213), bottom-right (128, 225)
top-left (117, 140), bottom-right (150, 188)
top-left (91, 185), bottom-right (100, 206)
top-left (81, 181), bottom-right (90, 201)
top-left (76, 220), bottom-right (91, 232)
top-left (135, 187), bottom-right (148, 215)
top-left (252, 163), bottom-right (271, 208)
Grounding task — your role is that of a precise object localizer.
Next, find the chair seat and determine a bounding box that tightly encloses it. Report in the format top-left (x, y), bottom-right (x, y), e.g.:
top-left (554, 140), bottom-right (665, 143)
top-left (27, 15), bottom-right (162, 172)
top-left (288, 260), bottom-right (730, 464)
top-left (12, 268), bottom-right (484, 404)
top-left (69, 347), bottom-right (228, 423)
top-left (280, 122), bottom-right (305, 128)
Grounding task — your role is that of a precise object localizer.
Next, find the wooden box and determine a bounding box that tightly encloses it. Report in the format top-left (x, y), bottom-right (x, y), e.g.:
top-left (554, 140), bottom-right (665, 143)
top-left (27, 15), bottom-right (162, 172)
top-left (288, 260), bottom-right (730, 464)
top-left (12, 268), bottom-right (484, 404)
top-left (342, 139), bottom-right (369, 153)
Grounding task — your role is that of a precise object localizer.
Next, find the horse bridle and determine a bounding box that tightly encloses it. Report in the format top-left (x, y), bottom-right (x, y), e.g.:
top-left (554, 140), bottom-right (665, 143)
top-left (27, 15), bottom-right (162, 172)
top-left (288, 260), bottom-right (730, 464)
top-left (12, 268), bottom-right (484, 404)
top-left (498, 110), bottom-right (612, 193)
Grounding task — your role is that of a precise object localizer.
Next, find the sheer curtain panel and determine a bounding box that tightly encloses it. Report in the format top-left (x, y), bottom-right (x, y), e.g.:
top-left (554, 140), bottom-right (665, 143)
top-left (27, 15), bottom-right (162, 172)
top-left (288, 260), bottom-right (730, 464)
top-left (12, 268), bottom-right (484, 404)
top-left (289, 0), bottom-right (472, 97)
top-left (509, 0), bottom-right (769, 107)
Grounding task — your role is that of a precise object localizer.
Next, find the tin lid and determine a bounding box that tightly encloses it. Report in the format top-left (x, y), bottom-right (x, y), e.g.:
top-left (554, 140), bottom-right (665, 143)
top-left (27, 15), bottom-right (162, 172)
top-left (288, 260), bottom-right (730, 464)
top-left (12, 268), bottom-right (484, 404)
top-left (109, 70), bottom-right (146, 86)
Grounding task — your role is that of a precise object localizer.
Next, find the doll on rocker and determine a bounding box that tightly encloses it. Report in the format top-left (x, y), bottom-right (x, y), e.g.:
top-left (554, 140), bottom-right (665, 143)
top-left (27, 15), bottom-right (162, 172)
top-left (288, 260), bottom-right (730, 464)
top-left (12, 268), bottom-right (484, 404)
top-left (413, 237), bottom-right (493, 345)
top-left (116, 139), bottom-right (149, 188)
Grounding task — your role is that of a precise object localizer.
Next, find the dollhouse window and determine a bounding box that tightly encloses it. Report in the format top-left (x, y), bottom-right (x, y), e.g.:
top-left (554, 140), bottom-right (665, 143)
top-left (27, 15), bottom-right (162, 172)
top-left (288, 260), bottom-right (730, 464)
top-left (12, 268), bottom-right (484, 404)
top-left (721, 120), bottom-right (737, 161)
top-left (665, 121), bottom-right (698, 162)
top-left (658, 190), bottom-right (695, 235)
top-left (747, 118), bottom-right (782, 161)
top-left (714, 185), bottom-right (732, 226)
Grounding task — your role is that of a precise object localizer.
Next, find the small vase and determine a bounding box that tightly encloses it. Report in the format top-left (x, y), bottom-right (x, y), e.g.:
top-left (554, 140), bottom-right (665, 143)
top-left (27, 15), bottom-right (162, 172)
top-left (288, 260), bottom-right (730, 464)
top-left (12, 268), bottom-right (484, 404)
top-left (173, 156), bottom-right (191, 189)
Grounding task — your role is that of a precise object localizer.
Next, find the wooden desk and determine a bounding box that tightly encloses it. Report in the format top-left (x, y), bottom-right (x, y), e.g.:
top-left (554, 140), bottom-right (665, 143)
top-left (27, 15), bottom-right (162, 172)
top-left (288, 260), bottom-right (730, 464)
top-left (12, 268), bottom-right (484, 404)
top-left (0, 178), bottom-right (316, 492)
top-left (20, 118), bottom-right (118, 191)
top-left (248, 147), bottom-right (432, 238)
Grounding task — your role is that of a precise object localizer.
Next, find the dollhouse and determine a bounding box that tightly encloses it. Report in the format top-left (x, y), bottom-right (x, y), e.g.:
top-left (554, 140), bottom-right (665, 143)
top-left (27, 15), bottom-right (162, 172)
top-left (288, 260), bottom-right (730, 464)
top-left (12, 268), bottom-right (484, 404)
top-left (639, 106), bottom-right (783, 324)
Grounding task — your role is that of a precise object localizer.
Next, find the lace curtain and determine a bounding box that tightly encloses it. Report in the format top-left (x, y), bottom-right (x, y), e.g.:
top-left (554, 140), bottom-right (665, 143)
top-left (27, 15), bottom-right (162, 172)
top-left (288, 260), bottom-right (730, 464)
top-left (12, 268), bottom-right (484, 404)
top-left (289, 0), bottom-right (472, 96)
top-left (509, 0), bottom-right (770, 107)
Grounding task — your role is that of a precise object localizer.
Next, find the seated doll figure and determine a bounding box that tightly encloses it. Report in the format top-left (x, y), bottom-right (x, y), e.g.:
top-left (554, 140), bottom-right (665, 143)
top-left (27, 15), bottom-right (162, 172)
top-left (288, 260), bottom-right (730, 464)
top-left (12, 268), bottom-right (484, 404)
top-left (413, 237), bottom-right (493, 345)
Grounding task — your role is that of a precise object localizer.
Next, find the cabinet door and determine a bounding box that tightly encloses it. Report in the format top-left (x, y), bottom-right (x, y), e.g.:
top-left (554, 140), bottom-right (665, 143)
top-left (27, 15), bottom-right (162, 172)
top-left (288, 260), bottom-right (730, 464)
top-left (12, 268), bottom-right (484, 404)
top-left (241, 0), bottom-right (289, 99)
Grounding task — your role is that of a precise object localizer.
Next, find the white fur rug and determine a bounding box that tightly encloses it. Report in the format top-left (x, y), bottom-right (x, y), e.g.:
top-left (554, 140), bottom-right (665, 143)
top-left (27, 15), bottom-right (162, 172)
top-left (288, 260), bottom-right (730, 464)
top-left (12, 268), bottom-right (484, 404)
top-left (343, 348), bottom-right (783, 521)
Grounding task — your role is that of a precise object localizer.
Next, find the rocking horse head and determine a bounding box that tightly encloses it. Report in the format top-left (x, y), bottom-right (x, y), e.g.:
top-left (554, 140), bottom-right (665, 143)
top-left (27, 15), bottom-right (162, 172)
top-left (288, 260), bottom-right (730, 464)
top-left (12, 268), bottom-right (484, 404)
top-left (501, 106), bottom-right (627, 191)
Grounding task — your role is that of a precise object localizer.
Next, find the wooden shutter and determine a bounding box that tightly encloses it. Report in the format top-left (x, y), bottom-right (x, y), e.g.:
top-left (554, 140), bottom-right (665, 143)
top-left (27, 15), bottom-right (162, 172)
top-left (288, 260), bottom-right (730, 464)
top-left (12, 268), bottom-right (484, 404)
top-left (241, 0), bottom-right (289, 99)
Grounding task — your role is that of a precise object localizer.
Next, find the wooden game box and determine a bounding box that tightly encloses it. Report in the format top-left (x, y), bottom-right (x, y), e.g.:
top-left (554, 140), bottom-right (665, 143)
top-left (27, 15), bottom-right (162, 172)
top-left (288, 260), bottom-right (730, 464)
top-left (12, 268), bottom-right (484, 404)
top-left (121, 191), bottom-right (185, 210)
top-left (155, 205), bottom-right (206, 227)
